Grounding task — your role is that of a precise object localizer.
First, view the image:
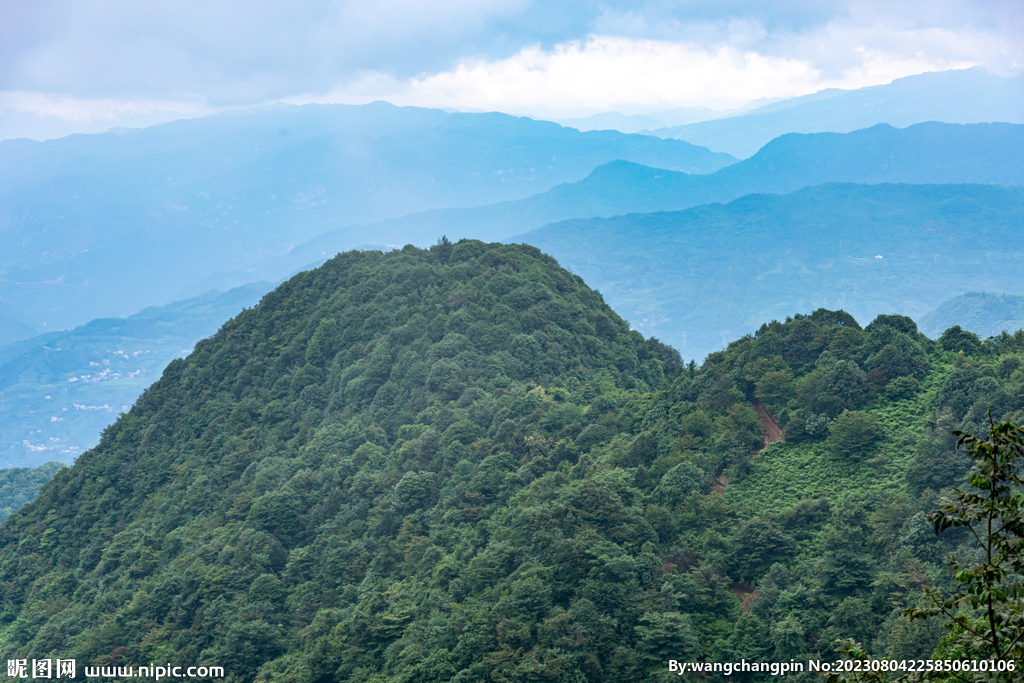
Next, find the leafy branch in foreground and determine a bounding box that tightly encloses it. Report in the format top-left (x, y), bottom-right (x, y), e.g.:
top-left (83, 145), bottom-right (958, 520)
top-left (828, 416), bottom-right (1024, 682)
top-left (910, 416), bottom-right (1024, 675)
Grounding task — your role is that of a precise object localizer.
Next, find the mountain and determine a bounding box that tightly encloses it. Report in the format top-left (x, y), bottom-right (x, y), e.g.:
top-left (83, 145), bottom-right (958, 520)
top-left (9, 123), bottom-right (1017, 466)
top-left (552, 111), bottom-right (671, 134)
top-left (183, 121), bottom-right (1024, 295)
top-left (0, 301), bottom-right (39, 347)
top-left (515, 183), bottom-right (1024, 361)
top-left (0, 240), bottom-right (1016, 680)
top-left (0, 462), bottom-right (65, 521)
top-left (653, 68), bottom-right (1024, 158)
top-left (0, 281), bottom-right (274, 467)
top-left (0, 101), bottom-right (733, 340)
top-left (918, 292), bottom-right (1024, 339)
top-left (364, 121), bottom-right (1024, 244)
top-left (704, 121), bottom-right (1024, 188)
top-left (552, 106), bottom-right (727, 134)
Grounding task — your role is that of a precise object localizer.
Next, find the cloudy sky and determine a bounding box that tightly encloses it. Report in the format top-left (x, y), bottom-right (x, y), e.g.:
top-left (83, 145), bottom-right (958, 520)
top-left (1, 0), bottom-right (1021, 138)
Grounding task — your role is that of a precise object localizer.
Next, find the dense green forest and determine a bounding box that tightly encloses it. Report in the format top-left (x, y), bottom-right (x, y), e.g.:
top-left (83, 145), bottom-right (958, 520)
top-left (0, 462), bottom-right (65, 522)
top-left (0, 241), bottom-right (1020, 681)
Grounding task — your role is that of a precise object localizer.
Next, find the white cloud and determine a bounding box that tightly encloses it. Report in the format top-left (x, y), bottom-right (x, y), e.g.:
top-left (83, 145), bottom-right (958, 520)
top-left (296, 32), bottom-right (978, 116)
top-left (0, 0), bottom-right (534, 104)
top-left (0, 0), bottom-right (1018, 135)
top-left (0, 91), bottom-right (212, 124)
top-left (0, 91), bottom-right (215, 140)
top-left (406, 39), bottom-right (824, 112)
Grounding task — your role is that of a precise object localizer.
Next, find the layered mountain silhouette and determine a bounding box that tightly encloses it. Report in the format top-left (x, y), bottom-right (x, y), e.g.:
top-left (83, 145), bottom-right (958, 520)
top-left (4, 121), bottom-right (1022, 463)
top-left (0, 102), bottom-right (733, 338)
top-left (651, 67), bottom-right (1024, 157)
top-left (517, 183), bottom-right (1024, 360)
top-left (190, 122), bottom-right (1024, 297)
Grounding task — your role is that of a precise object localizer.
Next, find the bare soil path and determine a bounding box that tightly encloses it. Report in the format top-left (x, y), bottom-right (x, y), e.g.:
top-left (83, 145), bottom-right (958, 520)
top-left (751, 398), bottom-right (782, 454)
top-left (712, 399), bottom-right (782, 494)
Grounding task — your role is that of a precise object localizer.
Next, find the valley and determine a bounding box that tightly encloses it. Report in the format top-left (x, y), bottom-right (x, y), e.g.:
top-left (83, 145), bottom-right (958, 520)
top-left (0, 283), bottom-right (272, 465)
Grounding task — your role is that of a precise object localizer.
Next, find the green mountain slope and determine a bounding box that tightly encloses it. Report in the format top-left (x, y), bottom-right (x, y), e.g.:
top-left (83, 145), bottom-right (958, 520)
top-left (517, 183), bottom-right (1024, 361)
top-left (917, 292), bottom-right (1024, 339)
top-left (0, 102), bottom-right (733, 339)
top-left (0, 242), bottom-right (1019, 681)
top-left (0, 282), bottom-right (273, 466)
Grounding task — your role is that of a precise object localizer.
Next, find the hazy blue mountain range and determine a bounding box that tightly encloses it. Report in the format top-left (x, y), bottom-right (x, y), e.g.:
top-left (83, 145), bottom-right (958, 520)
top-left (918, 292), bottom-right (1024, 339)
top-left (515, 183), bottom-right (1024, 361)
top-left (184, 121), bottom-right (1024, 295)
top-left (344, 121), bottom-right (1024, 244)
top-left (551, 105), bottom-right (734, 134)
top-left (651, 68), bottom-right (1024, 158)
top-left (0, 282), bottom-right (273, 467)
top-left (0, 101), bottom-right (733, 340)
top-left (0, 302), bottom-right (39, 347)
top-left (3, 110), bottom-right (1021, 470)
top-left (552, 111), bottom-right (673, 134)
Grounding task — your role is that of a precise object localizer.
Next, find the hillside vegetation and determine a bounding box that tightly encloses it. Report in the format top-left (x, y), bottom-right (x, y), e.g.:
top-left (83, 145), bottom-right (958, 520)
top-left (0, 242), bottom-right (1020, 682)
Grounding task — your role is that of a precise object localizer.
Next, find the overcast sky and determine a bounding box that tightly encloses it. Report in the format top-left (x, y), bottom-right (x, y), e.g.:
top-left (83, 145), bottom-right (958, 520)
top-left (1, 0), bottom-right (1021, 138)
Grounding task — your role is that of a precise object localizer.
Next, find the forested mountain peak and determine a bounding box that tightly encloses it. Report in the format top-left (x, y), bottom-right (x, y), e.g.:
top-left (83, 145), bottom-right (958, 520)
top-left (2, 241), bottom-right (1020, 681)
top-left (0, 241), bottom-right (673, 679)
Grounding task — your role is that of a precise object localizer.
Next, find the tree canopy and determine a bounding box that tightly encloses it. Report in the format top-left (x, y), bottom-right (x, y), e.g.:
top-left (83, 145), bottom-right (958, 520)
top-left (1, 241), bottom-right (1023, 682)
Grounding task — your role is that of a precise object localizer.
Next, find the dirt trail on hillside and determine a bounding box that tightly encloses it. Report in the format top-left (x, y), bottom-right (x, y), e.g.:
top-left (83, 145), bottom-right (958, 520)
top-left (713, 399), bottom-right (782, 494)
top-left (751, 399), bottom-right (782, 455)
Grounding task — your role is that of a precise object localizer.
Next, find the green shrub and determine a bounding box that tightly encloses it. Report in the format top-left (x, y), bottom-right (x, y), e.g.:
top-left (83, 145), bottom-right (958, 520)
top-left (827, 410), bottom-right (879, 459)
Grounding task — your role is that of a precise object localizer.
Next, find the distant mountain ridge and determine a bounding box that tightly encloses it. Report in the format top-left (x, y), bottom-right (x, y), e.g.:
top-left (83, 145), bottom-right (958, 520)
top-left (185, 121), bottom-right (1024, 295)
top-left (369, 121), bottom-right (1024, 242)
top-left (0, 101), bottom-right (733, 340)
top-left (651, 68), bottom-right (1024, 157)
top-left (918, 292), bottom-right (1024, 339)
top-left (552, 105), bottom-right (732, 134)
top-left (515, 182), bottom-right (1024, 360)
top-left (0, 302), bottom-right (39, 347)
